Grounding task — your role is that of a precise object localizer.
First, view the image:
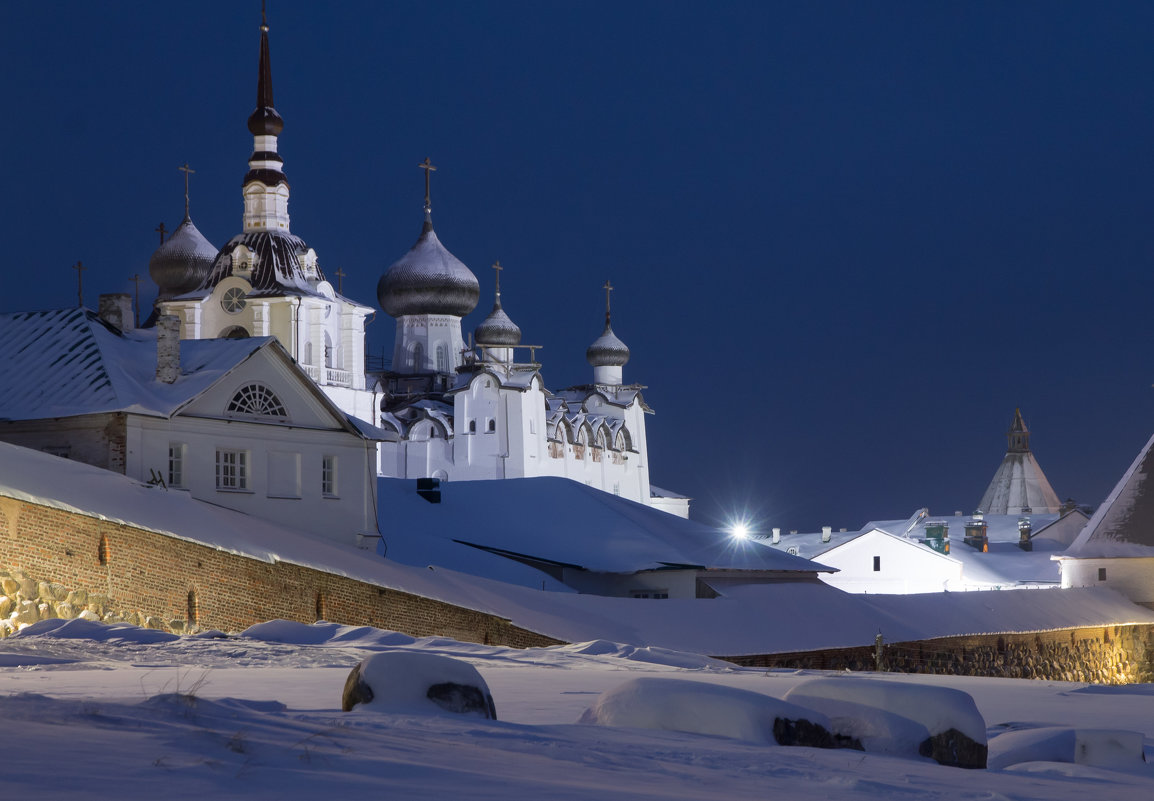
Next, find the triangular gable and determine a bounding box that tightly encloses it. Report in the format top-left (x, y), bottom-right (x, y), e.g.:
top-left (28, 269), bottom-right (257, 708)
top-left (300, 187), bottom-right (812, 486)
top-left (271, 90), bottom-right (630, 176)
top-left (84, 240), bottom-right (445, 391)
top-left (1065, 431), bottom-right (1154, 557)
top-left (177, 339), bottom-right (362, 435)
top-left (821, 527), bottom-right (962, 566)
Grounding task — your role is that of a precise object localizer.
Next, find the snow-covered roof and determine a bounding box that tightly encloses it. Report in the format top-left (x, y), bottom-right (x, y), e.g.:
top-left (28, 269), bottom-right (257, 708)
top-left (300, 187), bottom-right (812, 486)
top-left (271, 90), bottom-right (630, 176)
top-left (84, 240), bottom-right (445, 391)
top-left (0, 307), bottom-right (386, 440)
top-left (977, 410), bottom-right (1062, 514)
top-left (764, 512), bottom-right (1067, 588)
top-left (1062, 431), bottom-right (1154, 558)
top-left (0, 308), bottom-right (265, 420)
top-left (377, 477), bottom-right (829, 575)
top-left (2, 440), bottom-right (1152, 656)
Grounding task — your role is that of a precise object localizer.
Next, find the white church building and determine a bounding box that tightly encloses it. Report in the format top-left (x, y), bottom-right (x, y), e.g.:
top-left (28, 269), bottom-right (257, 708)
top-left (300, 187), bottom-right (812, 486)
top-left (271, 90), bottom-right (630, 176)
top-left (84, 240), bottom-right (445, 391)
top-left (148, 13), bottom-right (687, 517)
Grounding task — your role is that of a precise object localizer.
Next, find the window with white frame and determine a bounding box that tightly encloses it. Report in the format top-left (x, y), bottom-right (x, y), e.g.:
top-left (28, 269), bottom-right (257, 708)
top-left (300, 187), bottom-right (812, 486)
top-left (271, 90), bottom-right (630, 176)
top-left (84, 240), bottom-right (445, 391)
top-left (227, 383), bottom-right (287, 418)
top-left (322, 455), bottom-right (337, 497)
top-left (216, 449), bottom-right (248, 491)
top-left (168, 443), bottom-right (186, 487)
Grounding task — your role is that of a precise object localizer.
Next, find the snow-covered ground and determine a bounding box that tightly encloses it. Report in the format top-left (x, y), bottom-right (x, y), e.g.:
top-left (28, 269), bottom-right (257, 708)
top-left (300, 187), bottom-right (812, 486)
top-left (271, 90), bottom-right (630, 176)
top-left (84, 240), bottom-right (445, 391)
top-left (0, 619), bottom-right (1151, 799)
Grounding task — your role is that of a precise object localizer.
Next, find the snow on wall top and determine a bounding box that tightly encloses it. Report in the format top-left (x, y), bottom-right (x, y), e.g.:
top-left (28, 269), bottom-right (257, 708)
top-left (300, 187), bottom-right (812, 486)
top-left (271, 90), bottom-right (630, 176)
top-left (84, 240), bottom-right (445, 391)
top-left (2, 439), bottom-right (1153, 655)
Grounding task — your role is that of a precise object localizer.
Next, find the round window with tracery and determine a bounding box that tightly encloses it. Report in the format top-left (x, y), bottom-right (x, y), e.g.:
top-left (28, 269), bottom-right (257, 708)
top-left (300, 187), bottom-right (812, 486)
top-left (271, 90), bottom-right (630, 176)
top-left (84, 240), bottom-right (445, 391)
top-left (227, 383), bottom-right (287, 417)
top-left (222, 287), bottom-right (247, 314)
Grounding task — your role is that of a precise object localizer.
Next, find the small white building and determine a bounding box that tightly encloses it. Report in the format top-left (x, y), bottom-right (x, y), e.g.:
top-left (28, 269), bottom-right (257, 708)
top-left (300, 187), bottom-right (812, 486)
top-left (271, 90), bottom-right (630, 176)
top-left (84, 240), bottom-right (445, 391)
top-left (0, 305), bottom-right (388, 546)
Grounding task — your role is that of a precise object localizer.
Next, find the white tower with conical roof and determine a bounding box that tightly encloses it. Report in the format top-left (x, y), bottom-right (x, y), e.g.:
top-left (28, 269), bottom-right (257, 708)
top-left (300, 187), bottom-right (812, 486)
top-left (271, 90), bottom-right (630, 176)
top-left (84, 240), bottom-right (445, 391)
top-left (977, 409), bottom-right (1061, 515)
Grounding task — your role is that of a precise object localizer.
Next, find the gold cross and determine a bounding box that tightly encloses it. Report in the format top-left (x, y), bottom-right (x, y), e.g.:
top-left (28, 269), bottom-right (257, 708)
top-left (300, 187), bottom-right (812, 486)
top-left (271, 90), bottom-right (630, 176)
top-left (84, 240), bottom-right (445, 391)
top-left (73, 261), bottom-right (85, 307)
top-left (334, 267), bottom-right (346, 294)
top-left (419, 157), bottom-right (437, 211)
top-left (178, 162), bottom-right (195, 217)
top-left (155, 222), bottom-right (168, 244)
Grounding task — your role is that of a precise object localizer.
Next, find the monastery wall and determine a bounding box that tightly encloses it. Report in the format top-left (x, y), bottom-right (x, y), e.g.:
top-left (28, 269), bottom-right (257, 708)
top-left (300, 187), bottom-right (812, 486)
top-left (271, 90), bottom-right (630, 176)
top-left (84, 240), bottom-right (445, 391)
top-left (720, 626), bottom-right (1154, 685)
top-left (0, 495), bottom-right (560, 648)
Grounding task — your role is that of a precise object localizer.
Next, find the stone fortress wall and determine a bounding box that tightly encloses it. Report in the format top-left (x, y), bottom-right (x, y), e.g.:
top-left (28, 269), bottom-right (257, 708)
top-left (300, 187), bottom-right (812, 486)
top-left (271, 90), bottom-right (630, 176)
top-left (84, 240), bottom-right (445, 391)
top-left (1, 493), bottom-right (1151, 684)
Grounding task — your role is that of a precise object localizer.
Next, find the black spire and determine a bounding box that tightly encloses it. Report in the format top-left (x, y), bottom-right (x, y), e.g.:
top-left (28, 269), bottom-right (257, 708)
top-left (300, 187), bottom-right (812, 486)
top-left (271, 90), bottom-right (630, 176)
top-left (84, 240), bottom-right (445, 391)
top-left (247, 3), bottom-right (284, 137)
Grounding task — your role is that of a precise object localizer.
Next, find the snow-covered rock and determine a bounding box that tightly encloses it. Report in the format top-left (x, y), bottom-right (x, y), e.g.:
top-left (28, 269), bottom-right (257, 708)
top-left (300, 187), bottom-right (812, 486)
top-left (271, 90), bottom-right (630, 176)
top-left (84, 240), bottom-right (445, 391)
top-left (784, 677), bottom-right (988, 768)
top-left (579, 677), bottom-right (856, 749)
top-left (989, 726), bottom-right (1147, 770)
top-left (341, 652), bottom-right (496, 719)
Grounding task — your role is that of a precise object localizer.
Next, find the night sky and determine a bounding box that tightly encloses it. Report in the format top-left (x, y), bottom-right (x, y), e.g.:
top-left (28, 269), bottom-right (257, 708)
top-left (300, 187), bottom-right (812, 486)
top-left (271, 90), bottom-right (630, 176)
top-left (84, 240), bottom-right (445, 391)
top-left (3, 1), bottom-right (1153, 533)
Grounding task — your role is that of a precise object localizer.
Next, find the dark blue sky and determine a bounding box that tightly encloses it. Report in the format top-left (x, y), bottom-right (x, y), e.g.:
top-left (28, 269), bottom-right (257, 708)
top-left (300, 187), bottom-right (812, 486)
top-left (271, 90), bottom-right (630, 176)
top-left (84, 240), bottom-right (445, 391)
top-left (3, 1), bottom-right (1153, 531)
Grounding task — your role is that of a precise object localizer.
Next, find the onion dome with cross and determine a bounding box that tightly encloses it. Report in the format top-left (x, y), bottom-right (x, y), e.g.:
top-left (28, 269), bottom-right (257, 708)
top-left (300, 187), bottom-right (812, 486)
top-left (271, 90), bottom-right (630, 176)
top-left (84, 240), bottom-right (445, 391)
top-left (586, 280), bottom-right (630, 370)
top-left (474, 261), bottom-right (521, 347)
top-left (378, 159), bottom-right (480, 318)
top-left (148, 164), bottom-right (218, 300)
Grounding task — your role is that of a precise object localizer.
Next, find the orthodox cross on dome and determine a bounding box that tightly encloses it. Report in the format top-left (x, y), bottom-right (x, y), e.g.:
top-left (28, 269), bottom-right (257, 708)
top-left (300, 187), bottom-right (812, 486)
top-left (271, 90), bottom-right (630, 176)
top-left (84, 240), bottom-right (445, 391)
top-left (602, 279), bottom-right (614, 322)
top-left (492, 260), bottom-right (503, 297)
top-left (155, 222), bottom-right (167, 244)
top-left (419, 157), bottom-right (437, 219)
top-left (178, 162), bottom-right (195, 218)
top-left (261, 0), bottom-right (268, 30)
top-left (73, 260), bottom-right (85, 307)
top-left (334, 267), bottom-right (346, 294)
top-left (130, 274), bottom-right (143, 327)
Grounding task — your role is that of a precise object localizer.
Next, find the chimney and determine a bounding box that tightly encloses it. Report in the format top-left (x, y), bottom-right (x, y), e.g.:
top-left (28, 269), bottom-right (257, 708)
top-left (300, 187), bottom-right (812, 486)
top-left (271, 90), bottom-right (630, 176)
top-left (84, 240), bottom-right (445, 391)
top-left (821, 526), bottom-right (832, 543)
top-left (1017, 516), bottom-right (1033, 552)
top-left (98, 294), bottom-right (133, 332)
top-left (156, 315), bottom-right (181, 384)
top-left (771, 527), bottom-right (781, 544)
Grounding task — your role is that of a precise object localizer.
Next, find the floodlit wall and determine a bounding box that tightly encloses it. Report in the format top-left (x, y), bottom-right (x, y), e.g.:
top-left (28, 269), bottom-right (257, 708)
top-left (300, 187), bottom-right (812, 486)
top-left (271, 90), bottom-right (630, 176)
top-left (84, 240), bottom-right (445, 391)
top-left (0, 494), bottom-right (558, 647)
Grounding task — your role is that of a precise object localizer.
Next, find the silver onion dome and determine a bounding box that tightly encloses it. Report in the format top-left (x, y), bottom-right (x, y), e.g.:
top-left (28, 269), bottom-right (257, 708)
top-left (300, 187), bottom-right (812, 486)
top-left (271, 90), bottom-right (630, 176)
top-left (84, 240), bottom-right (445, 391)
top-left (586, 320), bottom-right (630, 367)
top-left (475, 298), bottom-right (521, 346)
top-left (149, 216), bottom-right (218, 298)
top-left (378, 224), bottom-right (479, 318)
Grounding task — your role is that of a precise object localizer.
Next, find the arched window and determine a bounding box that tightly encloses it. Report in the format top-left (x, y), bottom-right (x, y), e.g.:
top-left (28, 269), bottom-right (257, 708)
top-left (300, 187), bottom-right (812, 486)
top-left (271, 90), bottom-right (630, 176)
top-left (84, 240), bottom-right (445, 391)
top-left (315, 591), bottom-right (327, 622)
top-left (487, 419), bottom-right (496, 433)
top-left (469, 420), bottom-right (477, 434)
top-left (324, 332), bottom-right (334, 368)
top-left (227, 384), bottom-right (287, 417)
top-left (412, 343), bottom-right (424, 370)
top-left (97, 534), bottom-right (110, 566)
top-left (218, 325), bottom-right (249, 339)
top-left (436, 345), bottom-right (447, 373)
top-left (303, 341), bottom-right (313, 365)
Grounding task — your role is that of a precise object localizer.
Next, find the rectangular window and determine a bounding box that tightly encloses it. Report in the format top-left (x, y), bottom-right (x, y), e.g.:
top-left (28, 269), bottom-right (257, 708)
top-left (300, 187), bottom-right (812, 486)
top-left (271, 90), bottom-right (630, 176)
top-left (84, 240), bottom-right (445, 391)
top-left (1098, 567), bottom-right (1107, 581)
top-left (322, 455), bottom-right (337, 497)
top-left (630, 589), bottom-right (669, 599)
top-left (215, 449), bottom-right (248, 491)
top-left (168, 443), bottom-right (186, 488)
top-left (267, 451), bottom-right (301, 498)
top-left (873, 556), bottom-right (881, 572)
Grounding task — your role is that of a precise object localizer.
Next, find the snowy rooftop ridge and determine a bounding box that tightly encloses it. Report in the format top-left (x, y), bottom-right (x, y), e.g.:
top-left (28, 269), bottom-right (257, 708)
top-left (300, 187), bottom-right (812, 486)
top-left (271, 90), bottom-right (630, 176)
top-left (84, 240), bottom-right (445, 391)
top-left (0, 307), bottom-right (266, 421)
top-left (1064, 431), bottom-right (1154, 557)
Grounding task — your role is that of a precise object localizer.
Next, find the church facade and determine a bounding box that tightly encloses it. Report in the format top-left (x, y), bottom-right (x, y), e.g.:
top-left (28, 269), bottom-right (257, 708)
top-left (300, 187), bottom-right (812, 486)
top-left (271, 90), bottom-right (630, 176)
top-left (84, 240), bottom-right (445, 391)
top-left (149, 13), bottom-right (687, 517)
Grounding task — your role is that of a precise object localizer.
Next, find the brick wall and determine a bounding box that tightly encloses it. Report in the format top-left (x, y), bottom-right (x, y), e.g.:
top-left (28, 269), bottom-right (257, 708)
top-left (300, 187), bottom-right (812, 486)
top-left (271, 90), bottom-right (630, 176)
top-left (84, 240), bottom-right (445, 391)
top-left (0, 495), bottom-right (560, 649)
top-left (719, 625), bottom-right (1154, 685)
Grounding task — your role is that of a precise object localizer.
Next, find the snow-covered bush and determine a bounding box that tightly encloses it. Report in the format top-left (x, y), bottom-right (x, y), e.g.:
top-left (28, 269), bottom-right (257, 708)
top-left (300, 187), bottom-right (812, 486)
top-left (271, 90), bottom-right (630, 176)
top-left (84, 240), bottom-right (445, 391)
top-left (579, 677), bottom-right (857, 749)
top-left (988, 726), bottom-right (1146, 770)
top-left (784, 677), bottom-right (987, 768)
top-left (341, 652), bottom-right (496, 719)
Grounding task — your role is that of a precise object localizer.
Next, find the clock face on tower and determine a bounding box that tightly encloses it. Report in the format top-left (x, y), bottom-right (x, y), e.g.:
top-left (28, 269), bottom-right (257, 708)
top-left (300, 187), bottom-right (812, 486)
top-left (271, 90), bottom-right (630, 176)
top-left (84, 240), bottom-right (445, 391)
top-left (222, 287), bottom-right (247, 314)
